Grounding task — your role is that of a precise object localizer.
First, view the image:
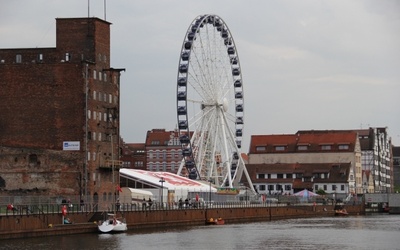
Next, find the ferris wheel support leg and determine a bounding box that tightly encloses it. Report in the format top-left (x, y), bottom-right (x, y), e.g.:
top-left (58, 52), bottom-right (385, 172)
top-left (177, 158), bottom-right (185, 176)
top-left (219, 111), bottom-right (233, 188)
top-left (240, 157), bottom-right (256, 193)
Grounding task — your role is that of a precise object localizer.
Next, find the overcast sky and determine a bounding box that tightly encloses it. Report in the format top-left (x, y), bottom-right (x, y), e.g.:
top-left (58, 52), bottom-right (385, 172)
top-left (1, 0), bottom-right (399, 150)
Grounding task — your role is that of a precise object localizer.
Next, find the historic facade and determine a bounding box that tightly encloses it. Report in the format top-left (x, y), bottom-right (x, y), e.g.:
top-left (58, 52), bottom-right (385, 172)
top-left (357, 127), bottom-right (393, 193)
top-left (0, 17), bottom-right (123, 202)
top-left (145, 129), bottom-right (183, 174)
top-left (120, 141), bottom-right (147, 171)
top-left (247, 130), bottom-right (362, 194)
top-left (246, 162), bottom-right (351, 195)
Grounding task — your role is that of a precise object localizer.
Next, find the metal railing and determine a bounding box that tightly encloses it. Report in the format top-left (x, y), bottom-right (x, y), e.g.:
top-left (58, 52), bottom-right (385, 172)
top-left (0, 194), bottom-right (363, 216)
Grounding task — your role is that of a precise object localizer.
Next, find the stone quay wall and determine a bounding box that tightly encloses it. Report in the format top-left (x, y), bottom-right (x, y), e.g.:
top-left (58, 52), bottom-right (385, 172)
top-left (0, 204), bottom-right (364, 240)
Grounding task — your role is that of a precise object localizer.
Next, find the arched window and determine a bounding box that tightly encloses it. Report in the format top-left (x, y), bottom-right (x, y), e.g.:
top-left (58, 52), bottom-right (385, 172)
top-left (102, 192), bottom-right (107, 201)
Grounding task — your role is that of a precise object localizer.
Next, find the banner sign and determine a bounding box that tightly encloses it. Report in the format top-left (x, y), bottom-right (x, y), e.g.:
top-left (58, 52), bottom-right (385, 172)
top-left (63, 141), bottom-right (80, 151)
top-left (216, 188), bottom-right (239, 195)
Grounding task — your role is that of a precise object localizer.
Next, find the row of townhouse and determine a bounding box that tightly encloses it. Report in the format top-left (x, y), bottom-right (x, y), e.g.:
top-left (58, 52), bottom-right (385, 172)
top-left (244, 128), bottom-right (394, 195)
top-left (121, 128), bottom-right (395, 195)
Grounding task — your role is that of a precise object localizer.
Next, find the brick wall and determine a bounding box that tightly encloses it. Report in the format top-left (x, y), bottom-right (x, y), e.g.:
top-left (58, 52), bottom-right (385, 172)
top-left (0, 146), bottom-right (83, 195)
top-left (0, 17), bottom-right (118, 198)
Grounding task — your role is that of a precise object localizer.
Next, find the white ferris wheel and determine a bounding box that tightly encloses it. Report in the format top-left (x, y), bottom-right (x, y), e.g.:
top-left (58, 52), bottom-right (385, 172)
top-left (176, 14), bottom-right (254, 192)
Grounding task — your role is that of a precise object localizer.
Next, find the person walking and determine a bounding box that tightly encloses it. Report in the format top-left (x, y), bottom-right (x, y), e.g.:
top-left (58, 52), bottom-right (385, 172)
top-left (80, 199), bottom-right (85, 212)
top-left (116, 199), bottom-right (121, 212)
top-left (178, 198), bottom-right (183, 209)
top-left (142, 198), bottom-right (147, 210)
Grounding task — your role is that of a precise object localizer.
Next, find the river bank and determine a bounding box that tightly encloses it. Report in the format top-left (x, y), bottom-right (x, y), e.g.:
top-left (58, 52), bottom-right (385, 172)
top-left (0, 203), bottom-right (364, 239)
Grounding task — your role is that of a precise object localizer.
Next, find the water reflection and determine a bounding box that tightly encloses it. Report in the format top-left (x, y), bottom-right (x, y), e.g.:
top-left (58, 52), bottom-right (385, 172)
top-left (2, 215), bottom-right (400, 250)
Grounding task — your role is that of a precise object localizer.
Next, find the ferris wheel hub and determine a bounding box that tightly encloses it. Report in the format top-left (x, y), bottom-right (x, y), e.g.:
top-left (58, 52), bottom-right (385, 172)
top-left (222, 97), bottom-right (229, 112)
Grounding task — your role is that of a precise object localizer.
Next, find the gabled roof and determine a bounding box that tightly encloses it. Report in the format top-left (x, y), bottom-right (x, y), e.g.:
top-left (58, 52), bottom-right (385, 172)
top-left (126, 143), bottom-right (145, 149)
top-left (249, 130), bottom-right (358, 154)
top-left (145, 129), bottom-right (180, 147)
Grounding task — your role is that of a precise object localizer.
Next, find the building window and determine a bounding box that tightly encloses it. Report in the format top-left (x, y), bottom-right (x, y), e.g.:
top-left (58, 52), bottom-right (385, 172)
top-left (297, 145), bottom-right (308, 151)
top-left (103, 113), bottom-right (107, 121)
top-left (104, 73), bottom-right (107, 82)
top-left (275, 146), bottom-right (285, 151)
top-left (286, 174), bottom-right (292, 179)
top-left (93, 132), bottom-right (96, 141)
top-left (93, 91), bottom-right (96, 100)
top-left (259, 185), bottom-right (266, 191)
top-left (99, 112), bottom-right (102, 121)
top-left (93, 152), bottom-right (96, 161)
top-left (88, 152), bottom-right (91, 161)
top-left (277, 174), bottom-right (283, 179)
top-left (284, 185), bottom-right (291, 191)
top-left (29, 154), bottom-right (38, 165)
top-left (323, 185), bottom-right (327, 191)
top-left (268, 185), bottom-right (274, 192)
top-left (171, 162), bottom-right (175, 171)
top-left (98, 132), bottom-right (101, 141)
top-left (88, 110), bottom-right (91, 119)
top-left (93, 111), bottom-right (97, 120)
top-left (321, 145), bottom-right (332, 150)
top-left (93, 70), bottom-right (97, 79)
top-left (109, 94), bottom-right (112, 103)
top-left (315, 185), bottom-right (319, 190)
top-left (338, 144), bottom-right (349, 150)
top-left (99, 71), bottom-right (102, 81)
top-left (99, 92), bottom-right (102, 101)
top-left (103, 93), bottom-right (107, 102)
top-left (258, 174), bottom-right (265, 179)
top-left (102, 192), bottom-right (107, 201)
top-left (341, 185), bottom-right (345, 191)
top-left (256, 146), bottom-right (266, 152)
top-left (16, 54), bottom-right (22, 63)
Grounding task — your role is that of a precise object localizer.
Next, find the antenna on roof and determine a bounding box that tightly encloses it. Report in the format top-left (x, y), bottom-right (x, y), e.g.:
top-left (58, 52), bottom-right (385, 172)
top-left (88, 0), bottom-right (90, 17)
top-left (104, 0), bottom-right (107, 20)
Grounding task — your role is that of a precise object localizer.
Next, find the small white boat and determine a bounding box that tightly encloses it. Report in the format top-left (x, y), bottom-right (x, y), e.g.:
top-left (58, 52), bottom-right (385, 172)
top-left (98, 214), bottom-right (127, 233)
top-left (98, 136), bottom-right (128, 233)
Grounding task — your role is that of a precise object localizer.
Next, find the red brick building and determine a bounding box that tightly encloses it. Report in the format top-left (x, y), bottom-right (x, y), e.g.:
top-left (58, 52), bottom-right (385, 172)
top-left (0, 17), bottom-right (123, 202)
top-left (145, 129), bottom-right (183, 173)
top-left (120, 141), bottom-right (147, 170)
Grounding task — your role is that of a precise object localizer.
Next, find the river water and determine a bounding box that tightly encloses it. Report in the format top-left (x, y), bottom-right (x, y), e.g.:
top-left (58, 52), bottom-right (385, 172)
top-left (2, 214), bottom-right (399, 250)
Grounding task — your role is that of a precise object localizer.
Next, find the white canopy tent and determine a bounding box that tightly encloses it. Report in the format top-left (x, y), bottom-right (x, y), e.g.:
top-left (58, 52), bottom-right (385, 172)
top-left (119, 168), bottom-right (217, 202)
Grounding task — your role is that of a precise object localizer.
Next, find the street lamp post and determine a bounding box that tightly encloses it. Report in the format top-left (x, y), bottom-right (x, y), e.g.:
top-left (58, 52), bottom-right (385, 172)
top-left (209, 179), bottom-right (213, 207)
top-left (159, 177), bottom-right (165, 209)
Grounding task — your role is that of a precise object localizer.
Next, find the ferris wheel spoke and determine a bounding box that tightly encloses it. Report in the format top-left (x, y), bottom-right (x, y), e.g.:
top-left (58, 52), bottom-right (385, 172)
top-left (190, 47), bottom-right (218, 100)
